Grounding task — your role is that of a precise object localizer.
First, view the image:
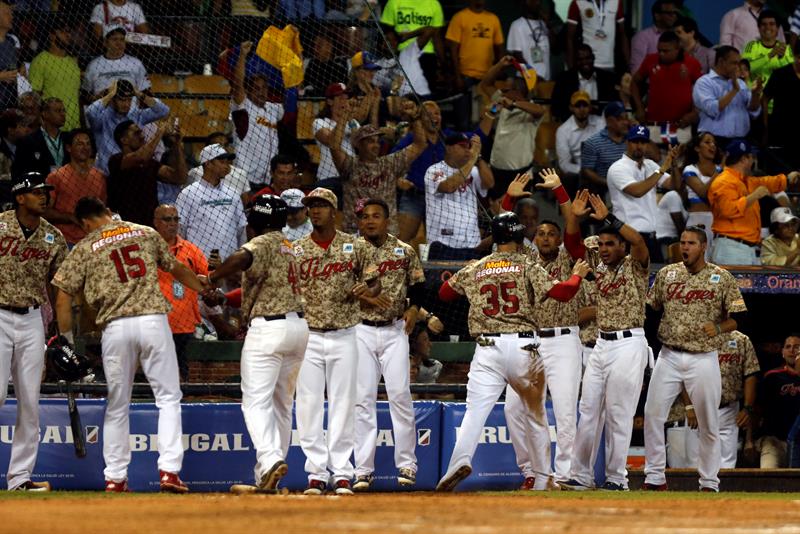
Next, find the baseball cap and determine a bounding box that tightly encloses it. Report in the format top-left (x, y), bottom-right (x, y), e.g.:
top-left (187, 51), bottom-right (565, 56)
top-left (105, 25), bottom-right (127, 39)
top-left (626, 124), bottom-right (650, 142)
top-left (324, 82), bottom-right (348, 99)
top-left (352, 124), bottom-right (382, 145)
top-left (770, 206), bottom-right (800, 224)
top-left (199, 143), bottom-right (236, 164)
top-left (603, 101), bottom-right (626, 118)
top-left (301, 187), bottom-right (337, 209)
top-left (351, 51), bottom-right (381, 71)
top-left (280, 188), bottom-right (305, 209)
top-left (444, 132), bottom-right (471, 147)
top-left (724, 138), bottom-right (756, 159)
top-left (11, 172), bottom-right (54, 195)
top-left (570, 90), bottom-right (591, 106)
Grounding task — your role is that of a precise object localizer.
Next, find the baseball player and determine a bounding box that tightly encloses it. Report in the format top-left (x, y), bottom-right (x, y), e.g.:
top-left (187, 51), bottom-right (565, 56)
top-left (293, 187), bottom-right (378, 496)
top-left (203, 195), bottom-right (308, 490)
top-left (504, 170), bottom-right (588, 486)
top-left (53, 196), bottom-right (209, 493)
top-left (0, 173), bottom-right (67, 491)
top-left (352, 198), bottom-right (426, 491)
top-left (435, 212), bottom-right (590, 491)
top-left (643, 226), bottom-right (747, 492)
top-left (560, 193), bottom-right (652, 492)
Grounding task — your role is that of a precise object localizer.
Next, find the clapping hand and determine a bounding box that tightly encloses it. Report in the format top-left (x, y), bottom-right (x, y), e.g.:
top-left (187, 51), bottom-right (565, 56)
top-left (506, 172), bottom-right (532, 198)
top-left (535, 168), bottom-right (562, 190)
top-left (571, 189), bottom-right (592, 218)
top-left (587, 193), bottom-right (609, 220)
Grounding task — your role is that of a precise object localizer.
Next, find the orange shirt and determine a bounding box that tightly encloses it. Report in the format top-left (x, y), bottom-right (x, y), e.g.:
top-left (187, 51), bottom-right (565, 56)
top-left (445, 8), bottom-right (504, 79)
top-left (707, 166), bottom-right (786, 244)
top-left (46, 164), bottom-right (107, 245)
top-left (158, 236), bottom-right (209, 334)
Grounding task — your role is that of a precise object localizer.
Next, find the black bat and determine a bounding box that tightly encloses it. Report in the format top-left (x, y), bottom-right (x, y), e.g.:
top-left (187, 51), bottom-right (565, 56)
top-left (66, 382), bottom-right (86, 458)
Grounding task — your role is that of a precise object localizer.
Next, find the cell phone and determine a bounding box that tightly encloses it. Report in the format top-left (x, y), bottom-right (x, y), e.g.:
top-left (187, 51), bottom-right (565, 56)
top-left (173, 117), bottom-right (180, 129)
top-left (490, 104), bottom-right (499, 114)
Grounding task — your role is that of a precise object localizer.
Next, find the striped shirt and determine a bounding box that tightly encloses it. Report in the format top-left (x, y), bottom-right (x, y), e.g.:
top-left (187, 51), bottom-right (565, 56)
top-left (580, 128), bottom-right (626, 179)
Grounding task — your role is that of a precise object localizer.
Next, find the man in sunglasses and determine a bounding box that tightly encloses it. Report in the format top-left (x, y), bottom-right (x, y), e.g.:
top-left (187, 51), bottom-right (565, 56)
top-left (556, 90), bottom-right (604, 197)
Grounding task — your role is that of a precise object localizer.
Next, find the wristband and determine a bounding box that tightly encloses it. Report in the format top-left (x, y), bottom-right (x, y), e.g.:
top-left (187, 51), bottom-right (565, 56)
top-left (603, 213), bottom-right (625, 231)
top-left (685, 404), bottom-right (695, 412)
top-left (553, 185), bottom-right (570, 205)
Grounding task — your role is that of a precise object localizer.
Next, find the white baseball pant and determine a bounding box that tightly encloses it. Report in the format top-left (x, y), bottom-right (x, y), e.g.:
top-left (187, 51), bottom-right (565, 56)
top-left (0, 307), bottom-right (45, 490)
top-left (296, 327), bottom-right (357, 484)
top-left (644, 346), bottom-right (721, 491)
top-left (354, 320), bottom-right (417, 477)
top-left (439, 334), bottom-right (549, 483)
top-left (101, 314), bottom-right (183, 483)
top-left (504, 385), bottom-right (553, 489)
top-left (241, 314), bottom-right (309, 484)
top-left (569, 329), bottom-right (649, 488)
top-left (669, 401), bottom-right (739, 469)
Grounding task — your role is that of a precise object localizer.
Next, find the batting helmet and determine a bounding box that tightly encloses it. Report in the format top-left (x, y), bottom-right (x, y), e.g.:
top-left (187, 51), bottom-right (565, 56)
top-left (247, 194), bottom-right (288, 233)
top-left (491, 212), bottom-right (525, 245)
top-left (46, 336), bottom-right (94, 383)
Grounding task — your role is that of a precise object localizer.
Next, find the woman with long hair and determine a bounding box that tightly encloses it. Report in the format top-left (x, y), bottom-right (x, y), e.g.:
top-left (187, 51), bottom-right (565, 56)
top-left (682, 131), bottom-right (721, 257)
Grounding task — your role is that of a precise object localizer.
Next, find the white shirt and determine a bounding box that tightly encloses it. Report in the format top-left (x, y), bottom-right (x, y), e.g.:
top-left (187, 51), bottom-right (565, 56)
top-left (90, 1), bottom-right (147, 35)
top-left (682, 163), bottom-right (720, 205)
top-left (283, 218), bottom-right (313, 242)
top-left (578, 72), bottom-right (599, 100)
top-left (313, 117), bottom-right (356, 180)
top-left (567, 0), bottom-right (624, 71)
top-left (187, 164), bottom-right (249, 196)
top-left (82, 53), bottom-right (150, 95)
top-left (489, 103), bottom-right (542, 171)
top-left (175, 178), bottom-right (247, 260)
top-left (398, 40), bottom-right (431, 96)
top-left (424, 161), bottom-right (488, 249)
top-left (556, 114), bottom-right (605, 175)
top-left (655, 190), bottom-right (687, 240)
top-left (606, 154), bottom-right (670, 233)
top-left (231, 98), bottom-right (283, 185)
top-left (507, 17), bottom-right (550, 80)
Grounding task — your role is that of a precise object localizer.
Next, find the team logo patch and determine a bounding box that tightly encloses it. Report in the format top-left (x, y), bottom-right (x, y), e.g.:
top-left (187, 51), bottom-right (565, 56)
top-left (709, 274), bottom-right (721, 284)
top-left (44, 232), bottom-right (55, 244)
top-left (727, 340), bottom-right (738, 349)
top-left (393, 247), bottom-right (405, 257)
top-left (584, 7), bottom-right (594, 18)
top-left (596, 263), bottom-right (607, 273)
top-left (343, 243), bottom-right (354, 253)
top-left (294, 245), bottom-right (304, 256)
top-left (417, 428), bottom-right (431, 446)
top-left (0, 222), bottom-right (6, 232)
top-left (666, 270), bottom-right (677, 281)
top-left (85, 426), bottom-right (99, 444)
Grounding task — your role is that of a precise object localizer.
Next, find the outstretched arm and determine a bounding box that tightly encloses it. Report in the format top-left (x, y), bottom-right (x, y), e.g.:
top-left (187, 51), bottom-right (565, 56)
top-left (588, 194), bottom-right (649, 266)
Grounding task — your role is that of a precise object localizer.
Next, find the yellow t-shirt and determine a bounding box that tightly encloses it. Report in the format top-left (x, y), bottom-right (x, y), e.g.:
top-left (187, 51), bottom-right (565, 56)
top-left (445, 8), bottom-right (504, 79)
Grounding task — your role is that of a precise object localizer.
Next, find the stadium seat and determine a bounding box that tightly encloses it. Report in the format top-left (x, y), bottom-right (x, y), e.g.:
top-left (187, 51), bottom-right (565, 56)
top-left (203, 98), bottom-right (230, 121)
top-left (297, 100), bottom-right (319, 140)
top-left (184, 75), bottom-right (231, 95)
top-left (149, 74), bottom-right (182, 94)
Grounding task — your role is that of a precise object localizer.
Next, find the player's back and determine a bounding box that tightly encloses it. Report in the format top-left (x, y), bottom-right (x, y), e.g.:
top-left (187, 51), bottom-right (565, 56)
top-left (74, 220), bottom-right (172, 326)
top-left (449, 251), bottom-right (544, 337)
top-left (240, 231), bottom-right (303, 323)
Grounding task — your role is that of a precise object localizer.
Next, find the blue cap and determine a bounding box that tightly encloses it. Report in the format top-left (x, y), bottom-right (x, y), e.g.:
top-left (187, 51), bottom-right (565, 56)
top-left (603, 101), bottom-right (626, 118)
top-left (626, 124), bottom-right (650, 142)
top-left (724, 138), bottom-right (756, 159)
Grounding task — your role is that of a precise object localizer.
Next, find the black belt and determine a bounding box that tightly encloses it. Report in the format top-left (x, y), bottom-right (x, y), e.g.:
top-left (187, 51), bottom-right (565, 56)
top-left (362, 318), bottom-right (397, 327)
top-left (599, 330), bottom-right (633, 341)
top-left (714, 234), bottom-right (760, 248)
top-left (539, 327), bottom-right (572, 338)
top-left (261, 312), bottom-right (304, 321)
top-left (662, 343), bottom-right (707, 355)
top-left (482, 332), bottom-right (537, 338)
top-left (0, 304), bottom-right (39, 315)
top-left (309, 326), bottom-right (341, 333)
top-left (720, 400), bottom-right (736, 410)
top-left (584, 341), bottom-right (596, 349)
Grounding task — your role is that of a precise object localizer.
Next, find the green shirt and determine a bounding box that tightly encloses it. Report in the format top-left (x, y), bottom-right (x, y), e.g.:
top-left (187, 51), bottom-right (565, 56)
top-left (742, 39), bottom-right (794, 110)
top-left (380, 0), bottom-right (444, 54)
top-left (28, 51), bottom-right (81, 131)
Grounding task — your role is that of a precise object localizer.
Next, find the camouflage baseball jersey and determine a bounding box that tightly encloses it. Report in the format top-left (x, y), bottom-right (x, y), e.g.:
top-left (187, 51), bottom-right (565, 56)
top-left (358, 234), bottom-right (425, 323)
top-left (294, 230), bottom-right (375, 330)
top-left (0, 210), bottom-right (67, 307)
top-left (648, 262), bottom-right (747, 353)
top-left (586, 250), bottom-right (649, 332)
top-left (239, 231), bottom-right (303, 324)
top-left (340, 149), bottom-right (410, 235)
top-left (52, 220), bottom-right (176, 327)
top-left (531, 247), bottom-right (579, 328)
top-left (577, 282), bottom-right (598, 345)
top-left (447, 251), bottom-right (558, 336)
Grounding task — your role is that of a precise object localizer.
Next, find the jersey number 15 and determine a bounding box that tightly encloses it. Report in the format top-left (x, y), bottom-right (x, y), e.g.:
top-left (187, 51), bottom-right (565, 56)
top-left (109, 244), bottom-right (147, 283)
top-left (480, 281), bottom-right (520, 316)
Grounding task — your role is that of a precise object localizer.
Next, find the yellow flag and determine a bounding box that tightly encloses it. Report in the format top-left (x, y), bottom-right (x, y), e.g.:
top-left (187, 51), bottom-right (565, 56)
top-left (256, 25), bottom-right (304, 88)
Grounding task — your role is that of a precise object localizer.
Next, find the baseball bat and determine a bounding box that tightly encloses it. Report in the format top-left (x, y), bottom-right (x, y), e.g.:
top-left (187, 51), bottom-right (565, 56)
top-left (67, 382), bottom-right (86, 458)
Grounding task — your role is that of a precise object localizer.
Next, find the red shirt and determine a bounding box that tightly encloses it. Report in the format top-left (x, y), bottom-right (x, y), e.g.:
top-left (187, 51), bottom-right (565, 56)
top-left (637, 53), bottom-right (702, 122)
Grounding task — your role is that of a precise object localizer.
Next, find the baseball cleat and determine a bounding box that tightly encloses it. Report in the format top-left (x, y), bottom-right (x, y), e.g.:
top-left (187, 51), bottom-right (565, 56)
top-left (599, 481), bottom-right (628, 491)
top-left (397, 468), bottom-right (416, 487)
top-left (258, 460), bottom-right (288, 490)
top-left (642, 482), bottom-right (668, 491)
top-left (519, 477), bottom-right (535, 490)
top-left (435, 464), bottom-right (472, 492)
top-left (303, 479), bottom-right (327, 495)
top-left (333, 479), bottom-right (354, 495)
top-left (14, 480), bottom-right (51, 492)
top-left (105, 479), bottom-right (129, 493)
top-left (159, 470), bottom-right (189, 493)
top-left (353, 475), bottom-right (373, 492)
top-left (700, 487), bottom-right (719, 493)
top-left (558, 479), bottom-right (591, 491)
